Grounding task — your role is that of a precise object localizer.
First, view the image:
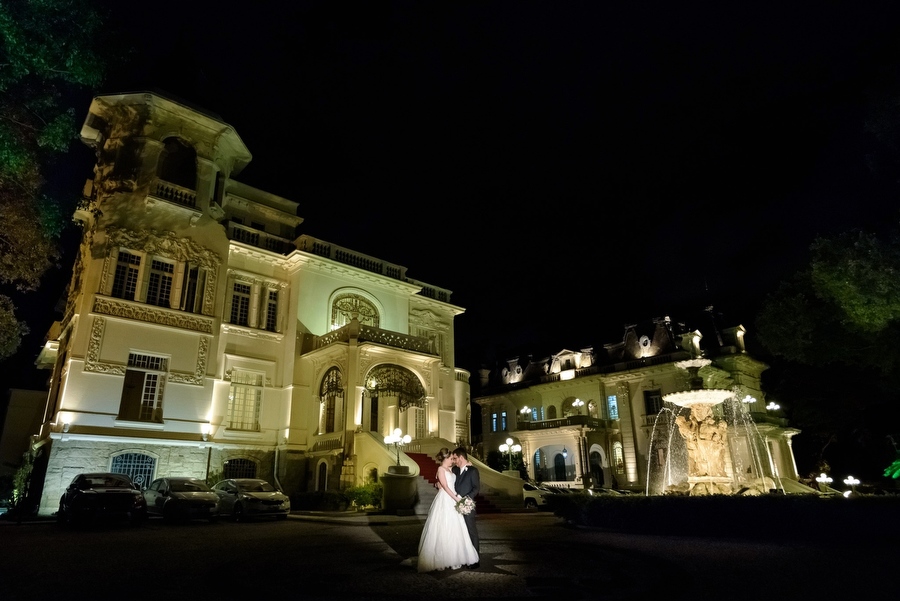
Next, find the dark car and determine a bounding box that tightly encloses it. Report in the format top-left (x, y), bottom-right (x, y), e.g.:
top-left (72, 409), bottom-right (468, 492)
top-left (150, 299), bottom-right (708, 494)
top-left (57, 472), bottom-right (146, 525)
top-left (212, 478), bottom-right (291, 521)
top-left (143, 477), bottom-right (219, 522)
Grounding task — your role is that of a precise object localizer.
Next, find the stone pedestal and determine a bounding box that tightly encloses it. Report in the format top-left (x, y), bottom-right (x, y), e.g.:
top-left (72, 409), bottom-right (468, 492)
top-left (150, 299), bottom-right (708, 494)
top-left (381, 470), bottom-right (417, 514)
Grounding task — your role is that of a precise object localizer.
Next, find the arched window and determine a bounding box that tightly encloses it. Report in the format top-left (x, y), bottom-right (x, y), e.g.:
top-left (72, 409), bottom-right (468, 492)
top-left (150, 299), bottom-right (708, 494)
top-left (612, 441), bottom-right (625, 475)
top-left (158, 137), bottom-right (197, 189)
top-left (331, 293), bottom-right (379, 329)
top-left (110, 452), bottom-right (156, 489)
top-left (320, 368), bottom-right (343, 434)
top-left (547, 405), bottom-right (557, 419)
top-left (223, 458), bottom-right (257, 479)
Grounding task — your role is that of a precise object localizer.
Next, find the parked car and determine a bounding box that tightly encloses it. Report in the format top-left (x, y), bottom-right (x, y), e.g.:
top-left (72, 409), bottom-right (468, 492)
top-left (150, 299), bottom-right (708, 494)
top-left (143, 477), bottom-right (219, 522)
top-left (212, 478), bottom-right (291, 521)
top-left (57, 472), bottom-right (146, 525)
top-left (587, 487), bottom-right (627, 496)
top-left (523, 482), bottom-right (551, 509)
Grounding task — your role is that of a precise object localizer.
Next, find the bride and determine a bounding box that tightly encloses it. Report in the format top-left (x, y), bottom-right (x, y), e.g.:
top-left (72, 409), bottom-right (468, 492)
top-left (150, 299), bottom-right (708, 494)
top-left (417, 448), bottom-right (479, 572)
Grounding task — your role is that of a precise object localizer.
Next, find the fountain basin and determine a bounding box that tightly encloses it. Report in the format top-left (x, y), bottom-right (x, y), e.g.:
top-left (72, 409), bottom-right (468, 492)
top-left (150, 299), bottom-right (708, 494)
top-left (663, 389), bottom-right (734, 407)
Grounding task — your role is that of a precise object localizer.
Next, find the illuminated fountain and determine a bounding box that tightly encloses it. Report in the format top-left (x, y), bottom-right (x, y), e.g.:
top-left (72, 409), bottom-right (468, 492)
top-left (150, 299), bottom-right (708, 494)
top-left (647, 358), bottom-right (777, 496)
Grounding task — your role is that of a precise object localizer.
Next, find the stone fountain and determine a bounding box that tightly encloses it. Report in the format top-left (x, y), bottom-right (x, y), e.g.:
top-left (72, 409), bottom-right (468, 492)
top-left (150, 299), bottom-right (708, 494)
top-left (650, 358), bottom-right (776, 496)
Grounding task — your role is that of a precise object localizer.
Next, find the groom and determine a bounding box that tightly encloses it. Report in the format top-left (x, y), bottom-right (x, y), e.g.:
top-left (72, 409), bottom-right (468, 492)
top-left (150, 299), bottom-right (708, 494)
top-left (452, 446), bottom-right (480, 569)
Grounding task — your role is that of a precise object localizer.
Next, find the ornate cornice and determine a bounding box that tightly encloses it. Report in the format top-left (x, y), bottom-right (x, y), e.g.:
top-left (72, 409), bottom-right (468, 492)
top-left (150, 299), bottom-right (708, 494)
top-left (93, 296), bottom-right (215, 334)
top-left (221, 324), bottom-right (284, 341)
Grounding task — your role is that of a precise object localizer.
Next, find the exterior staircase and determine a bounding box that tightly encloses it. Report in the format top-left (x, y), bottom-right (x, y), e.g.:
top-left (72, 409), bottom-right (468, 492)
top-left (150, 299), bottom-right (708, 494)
top-left (407, 452), bottom-right (519, 513)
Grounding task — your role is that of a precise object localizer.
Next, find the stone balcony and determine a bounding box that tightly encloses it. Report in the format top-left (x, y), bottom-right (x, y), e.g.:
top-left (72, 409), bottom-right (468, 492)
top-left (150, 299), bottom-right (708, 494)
top-left (311, 321), bottom-right (438, 356)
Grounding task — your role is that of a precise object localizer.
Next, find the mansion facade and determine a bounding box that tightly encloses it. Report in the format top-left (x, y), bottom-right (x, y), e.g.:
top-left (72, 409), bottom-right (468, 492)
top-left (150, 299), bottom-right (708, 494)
top-left (474, 315), bottom-right (812, 495)
top-left (30, 92), bottom-right (470, 515)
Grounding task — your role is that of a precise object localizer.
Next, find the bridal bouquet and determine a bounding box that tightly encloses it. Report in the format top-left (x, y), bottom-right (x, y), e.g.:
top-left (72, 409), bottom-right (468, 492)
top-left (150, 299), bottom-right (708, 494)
top-left (455, 496), bottom-right (475, 515)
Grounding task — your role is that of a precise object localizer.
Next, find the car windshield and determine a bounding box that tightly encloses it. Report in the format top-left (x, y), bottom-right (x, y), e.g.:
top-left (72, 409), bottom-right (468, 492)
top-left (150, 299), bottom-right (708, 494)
top-left (83, 475), bottom-right (131, 488)
top-left (170, 480), bottom-right (211, 492)
top-left (241, 481), bottom-right (275, 493)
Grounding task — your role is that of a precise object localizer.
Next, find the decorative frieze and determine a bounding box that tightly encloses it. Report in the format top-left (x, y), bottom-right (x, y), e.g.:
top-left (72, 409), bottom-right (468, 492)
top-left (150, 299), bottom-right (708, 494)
top-left (93, 296), bottom-right (215, 334)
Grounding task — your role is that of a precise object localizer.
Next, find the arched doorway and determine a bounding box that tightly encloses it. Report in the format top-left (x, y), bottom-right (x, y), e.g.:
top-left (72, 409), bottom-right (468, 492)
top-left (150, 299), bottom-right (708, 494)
top-left (317, 462), bottom-right (327, 491)
top-left (554, 453), bottom-right (567, 481)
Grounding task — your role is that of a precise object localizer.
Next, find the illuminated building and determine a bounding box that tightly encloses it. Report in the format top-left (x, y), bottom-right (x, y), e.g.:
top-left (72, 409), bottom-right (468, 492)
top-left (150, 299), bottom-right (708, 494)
top-left (31, 92), bottom-right (470, 514)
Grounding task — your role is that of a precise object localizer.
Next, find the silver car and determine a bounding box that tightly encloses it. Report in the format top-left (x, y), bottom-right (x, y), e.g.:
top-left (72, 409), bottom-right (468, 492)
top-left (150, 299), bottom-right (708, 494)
top-left (143, 477), bottom-right (219, 522)
top-left (212, 478), bottom-right (291, 521)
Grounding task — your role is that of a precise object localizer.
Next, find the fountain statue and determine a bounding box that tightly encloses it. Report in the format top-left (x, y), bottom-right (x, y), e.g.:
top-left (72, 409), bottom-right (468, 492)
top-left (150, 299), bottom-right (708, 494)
top-left (648, 358), bottom-right (777, 496)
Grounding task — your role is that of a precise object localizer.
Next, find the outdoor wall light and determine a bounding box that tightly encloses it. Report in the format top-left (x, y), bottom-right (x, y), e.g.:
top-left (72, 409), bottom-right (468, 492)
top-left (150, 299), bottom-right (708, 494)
top-left (562, 447), bottom-right (568, 459)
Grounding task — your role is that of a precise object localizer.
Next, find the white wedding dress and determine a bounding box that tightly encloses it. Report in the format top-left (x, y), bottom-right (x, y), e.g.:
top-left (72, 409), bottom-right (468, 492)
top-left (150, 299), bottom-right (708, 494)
top-left (417, 468), bottom-right (479, 572)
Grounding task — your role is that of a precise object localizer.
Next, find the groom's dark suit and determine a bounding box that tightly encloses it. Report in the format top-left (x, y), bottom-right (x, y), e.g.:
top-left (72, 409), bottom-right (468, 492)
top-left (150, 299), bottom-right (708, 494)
top-left (453, 462), bottom-right (480, 554)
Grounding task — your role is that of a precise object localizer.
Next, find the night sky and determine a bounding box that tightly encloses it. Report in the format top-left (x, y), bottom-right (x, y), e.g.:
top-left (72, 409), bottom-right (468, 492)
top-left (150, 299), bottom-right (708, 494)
top-left (7, 2), bottom-right (900, 397)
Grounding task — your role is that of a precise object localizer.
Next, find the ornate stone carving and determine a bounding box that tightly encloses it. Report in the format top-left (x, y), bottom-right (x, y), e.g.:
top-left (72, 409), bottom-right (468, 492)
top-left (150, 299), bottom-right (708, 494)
top-left (409, 308), bottom-right (449, 331)
top-left (93, 296), bottom-right (215, 334)
top-left (168, 336), bottom-right (209, 386)
top-left (84, 317), bottom-right (126, 375)
top-left (221, 324), bottom-right (283, 341)
top-left (106, 227), bottom-right (221, 269)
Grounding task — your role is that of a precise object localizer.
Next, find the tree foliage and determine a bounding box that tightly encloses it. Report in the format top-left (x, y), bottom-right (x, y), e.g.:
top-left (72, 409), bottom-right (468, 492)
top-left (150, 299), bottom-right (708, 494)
top-left (756, 229), bottom-right (900, 481)
top-left (0, 0), bottom-right (112, 359)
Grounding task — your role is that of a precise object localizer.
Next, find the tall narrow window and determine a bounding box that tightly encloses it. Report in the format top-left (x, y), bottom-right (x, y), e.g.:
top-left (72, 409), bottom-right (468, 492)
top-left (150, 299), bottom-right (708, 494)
top-left (228, 371), bottom-right (263, 431)
top-left (501, 411), bottom-right (508, 431)
top-left (230, 283), bottom-right (251, 326)
top-left (146, 259), bottom-right (174, 307)
top-left (112, 251), bottom-right (141, 300)
top-left (607, 395), bottom-right (619, 420)
top-left (613, 441), bottom-right (625, 475)
top-left (180, 265), bottom-right (206, 314)
top-left (320, 368), bottom-right (343, 434)
top-left (118, 353), bottom-right (168, 423)
top-left (531, 407), bottom-right (539, 421)
top-left (491, 412), bottom-right (498, 433)
top-left (265, 290), bottom-right (278, 332)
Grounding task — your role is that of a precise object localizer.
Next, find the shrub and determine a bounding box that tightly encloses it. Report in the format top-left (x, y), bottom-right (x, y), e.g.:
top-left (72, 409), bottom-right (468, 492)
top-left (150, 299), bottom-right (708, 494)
top-left (344, 482), bottom-right (383, 509)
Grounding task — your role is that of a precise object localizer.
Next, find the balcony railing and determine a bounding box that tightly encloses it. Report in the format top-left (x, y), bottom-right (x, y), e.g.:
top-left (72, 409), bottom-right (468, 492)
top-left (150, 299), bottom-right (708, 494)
top-left (295, 235), bottom-right (452, 302)
top-left (150, 178), bottom-right (197, 208)
top-left (313, 322), bottom-right (438, 355)
top-left (517, 415), bottom-right (610, 430)
top-left (228, 221), bottom-right (294, 254)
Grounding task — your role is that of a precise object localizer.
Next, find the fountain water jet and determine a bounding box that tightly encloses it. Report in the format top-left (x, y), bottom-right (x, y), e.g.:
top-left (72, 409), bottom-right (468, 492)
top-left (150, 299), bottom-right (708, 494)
top-left (646, 358), bottom-right (777, 496)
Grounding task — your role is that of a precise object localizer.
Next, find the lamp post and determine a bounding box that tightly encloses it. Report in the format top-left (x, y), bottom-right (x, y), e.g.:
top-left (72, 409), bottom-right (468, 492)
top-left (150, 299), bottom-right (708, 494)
top-left (843, 475), bottom-right (860, 497)
top-left (499, 437), bottom-right (521, 472)
top-left (520, 406), bottom-right (530, 422)
top-left (384, 428), bottom-right (411, 466)
top-left (815, 472), bottom-right (833, 492)
top-left (572, 398), bottom-right (584, 415)
top-left (766, 401), bottom-right (780, 411)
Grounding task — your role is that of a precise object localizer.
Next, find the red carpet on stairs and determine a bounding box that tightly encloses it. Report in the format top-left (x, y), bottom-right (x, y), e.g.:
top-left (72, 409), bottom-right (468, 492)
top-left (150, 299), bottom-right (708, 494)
top-left (407, 452), bottom-right (501, 513)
